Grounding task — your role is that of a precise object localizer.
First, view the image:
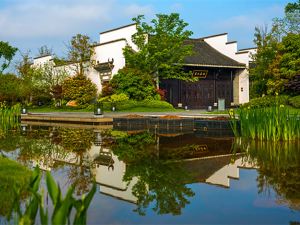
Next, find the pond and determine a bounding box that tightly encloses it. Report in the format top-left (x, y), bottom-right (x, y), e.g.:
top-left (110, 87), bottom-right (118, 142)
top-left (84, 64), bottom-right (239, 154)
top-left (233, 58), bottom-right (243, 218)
top-left (0, 124), bottom-right (300, 224)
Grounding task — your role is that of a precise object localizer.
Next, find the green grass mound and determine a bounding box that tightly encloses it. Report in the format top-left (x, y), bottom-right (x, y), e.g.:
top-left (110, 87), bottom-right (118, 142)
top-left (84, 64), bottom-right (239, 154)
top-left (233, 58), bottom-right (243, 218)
top-left (0, 157), bottom-right (32, 218)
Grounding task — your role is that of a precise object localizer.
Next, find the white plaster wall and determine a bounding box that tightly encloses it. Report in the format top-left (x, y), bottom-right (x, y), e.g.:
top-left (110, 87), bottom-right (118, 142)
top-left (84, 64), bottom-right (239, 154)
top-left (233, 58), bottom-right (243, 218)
top-left (237, 69), bottom-right (249, 104)
top-left (100, 24), bottom-right (138, 51)
top-left (54, 63), bottom-right (77, 77)
top-left (203, 34), bottom-right (229, 57)
top-left (225, 42), bottom-right (238, 60)
top-left (33, 55), bottom-right (53, 67)
top-left (94, 40), bottom-right (127, 76)
top-left (86, 67), bottom-right (102, 93)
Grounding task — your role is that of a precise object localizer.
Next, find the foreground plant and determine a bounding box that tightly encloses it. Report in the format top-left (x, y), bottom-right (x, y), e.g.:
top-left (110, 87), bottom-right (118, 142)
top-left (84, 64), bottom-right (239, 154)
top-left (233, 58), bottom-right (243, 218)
top-left (13, 167), bottom-right (96, 225)
top-left (229, 105), bottom-right (300, 141)
top-left (0, 103), bottom-right (20, 131)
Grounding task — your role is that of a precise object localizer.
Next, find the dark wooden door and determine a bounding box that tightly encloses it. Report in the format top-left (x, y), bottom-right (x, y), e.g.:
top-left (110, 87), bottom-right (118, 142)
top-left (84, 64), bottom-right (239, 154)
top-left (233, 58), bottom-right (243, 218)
top-left (182, 80), bottom-right (214, 109)
top-left (216, 80), bottom-right (232, 107)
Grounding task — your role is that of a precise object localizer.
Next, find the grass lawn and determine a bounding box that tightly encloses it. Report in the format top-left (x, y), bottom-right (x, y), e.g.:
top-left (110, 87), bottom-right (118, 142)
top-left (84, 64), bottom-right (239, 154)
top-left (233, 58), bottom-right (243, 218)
top-left (29, 106), bottom-right (183, 113)
top-left (28, 105), bottom-right (299, 114)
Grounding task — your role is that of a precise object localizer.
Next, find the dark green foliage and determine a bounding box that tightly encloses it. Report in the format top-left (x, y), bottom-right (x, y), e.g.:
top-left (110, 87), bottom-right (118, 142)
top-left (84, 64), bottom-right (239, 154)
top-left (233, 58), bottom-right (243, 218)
top-left (110, 68), bottom-right (157, 100)
top-left (0, 41), bottom-right (18, 73)
top-left (241, 95), bottom-right (290, 108)
top-left (101, 99), bottom-right (174, 111)
top-left (124, 13), bottom-right (194, 83)
top-left (62, 74), bottom-right (97, 107)
top-left (289, 95), bottom-right (300, 108)
top-left (0, 74), bottom-right (25, 103)
top-left (285, 75), bottom-right (300, 95)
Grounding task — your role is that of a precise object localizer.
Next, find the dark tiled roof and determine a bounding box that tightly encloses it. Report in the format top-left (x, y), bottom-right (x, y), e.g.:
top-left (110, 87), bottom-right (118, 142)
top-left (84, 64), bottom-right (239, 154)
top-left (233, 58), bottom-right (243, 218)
top-left (184, 39), bottom-right (246, 68)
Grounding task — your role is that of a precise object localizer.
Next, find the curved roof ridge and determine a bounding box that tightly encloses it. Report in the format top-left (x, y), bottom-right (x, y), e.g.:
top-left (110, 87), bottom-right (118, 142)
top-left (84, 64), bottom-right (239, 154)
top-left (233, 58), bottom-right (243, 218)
top-left (184, 39), bottom-right (245, 68)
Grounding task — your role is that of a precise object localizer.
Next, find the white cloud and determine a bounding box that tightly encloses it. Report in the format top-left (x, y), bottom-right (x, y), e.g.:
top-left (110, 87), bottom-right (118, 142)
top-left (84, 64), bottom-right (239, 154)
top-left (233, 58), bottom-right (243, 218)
top-left (214, 4), bottom-right (283, 31)
top-left (170, 3), bottom-right (183, 12)
top-left (0, 0), bottom-right (153, 40)
top-left (123, 3), bottom-right (153, 17)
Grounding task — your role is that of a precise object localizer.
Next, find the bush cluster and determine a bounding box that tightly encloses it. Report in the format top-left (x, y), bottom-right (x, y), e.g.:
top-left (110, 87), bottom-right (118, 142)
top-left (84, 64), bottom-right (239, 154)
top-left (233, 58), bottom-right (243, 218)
top-left (242, 95), bottom-right (290, 108)
top-left (100, 99), bottom-right (174, 111)
top-left (288, 95), bottom-right (300, 108)
top-left (62, 74), bottom-right (97, 107)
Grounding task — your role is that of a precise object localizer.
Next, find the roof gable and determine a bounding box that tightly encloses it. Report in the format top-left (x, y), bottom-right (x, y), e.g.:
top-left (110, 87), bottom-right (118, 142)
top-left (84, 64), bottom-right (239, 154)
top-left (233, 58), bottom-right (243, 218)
top-left (184, 39), bottom-right (246, 68)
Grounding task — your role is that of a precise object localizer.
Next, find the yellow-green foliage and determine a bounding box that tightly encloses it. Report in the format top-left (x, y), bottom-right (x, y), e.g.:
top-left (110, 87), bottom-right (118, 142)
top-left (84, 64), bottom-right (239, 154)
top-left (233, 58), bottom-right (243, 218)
top-left (62, 74), bottom-right (97, 107)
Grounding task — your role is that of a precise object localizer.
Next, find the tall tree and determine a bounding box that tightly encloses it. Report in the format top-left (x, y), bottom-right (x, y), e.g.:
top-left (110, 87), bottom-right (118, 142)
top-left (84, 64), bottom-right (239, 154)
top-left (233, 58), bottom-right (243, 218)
top-left (123, 13), bottom-right (194, 86)
top-left (67, 34), bottom-right (95, 76)
top-left (0, 41), bottom-right (18, 74)
top-left (249, 26), bottom-right (279, 97)
top-left (37, 45), bottom-right (53, 57)
top-left (267, 33), bottom-right (300, 94)
top-left (272, 0), bottom-right (300, 39)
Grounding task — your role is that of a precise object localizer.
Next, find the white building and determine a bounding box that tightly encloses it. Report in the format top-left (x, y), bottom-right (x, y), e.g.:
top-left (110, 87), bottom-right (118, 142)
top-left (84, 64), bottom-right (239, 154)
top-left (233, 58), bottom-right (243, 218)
top-left (33, 23), bottom-right (255, 108)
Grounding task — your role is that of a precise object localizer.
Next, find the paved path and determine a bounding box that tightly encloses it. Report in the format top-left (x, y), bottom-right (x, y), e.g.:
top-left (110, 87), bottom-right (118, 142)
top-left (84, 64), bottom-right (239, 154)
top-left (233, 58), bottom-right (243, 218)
top-left (29, 110), bottom-right (229, 119)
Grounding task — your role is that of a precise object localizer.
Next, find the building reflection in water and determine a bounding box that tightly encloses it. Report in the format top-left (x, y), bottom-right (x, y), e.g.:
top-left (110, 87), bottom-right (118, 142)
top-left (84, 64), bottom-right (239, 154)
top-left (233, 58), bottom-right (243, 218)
top-left (2, 125), bottom-right (299, 214)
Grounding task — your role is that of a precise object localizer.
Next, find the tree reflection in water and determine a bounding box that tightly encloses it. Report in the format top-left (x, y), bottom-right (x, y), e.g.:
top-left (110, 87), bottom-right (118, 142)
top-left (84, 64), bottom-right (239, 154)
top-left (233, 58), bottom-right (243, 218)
top-left (239, 139), bottom-right (300, 211)
top-left (111, 131), bottom-right (195, 216)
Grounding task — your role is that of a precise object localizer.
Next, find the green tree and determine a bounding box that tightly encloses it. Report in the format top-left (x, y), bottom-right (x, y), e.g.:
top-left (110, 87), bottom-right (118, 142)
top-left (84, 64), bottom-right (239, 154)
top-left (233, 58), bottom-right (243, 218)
top-left (62, 74), bottom-right (97, 107)
top-left (0, 73), bottom-right (28, 103)
top-left (16, 52), bottom-right (45, 103)
top-left (272, 0), bottom-right (300, 38)
top-left (37, 45), bottom-right (53, 57)
top-left (249, 26), bottom-right (279, 97)
top-left (0, 41), bottom-right (18, 74)
top-left (110, 68), bottom-right (158, 100)
top-left (124, 13), bottom-right (194, 87)
top-left (267, 33), bottom-right (300, 94)
top-left (68, 34), bottom-right (95, 76)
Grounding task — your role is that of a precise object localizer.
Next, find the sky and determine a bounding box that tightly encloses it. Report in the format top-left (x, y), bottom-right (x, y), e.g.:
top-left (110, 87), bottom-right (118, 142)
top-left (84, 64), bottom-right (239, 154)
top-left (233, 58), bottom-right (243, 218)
top-left (0, 0), bottom-right (292, 70)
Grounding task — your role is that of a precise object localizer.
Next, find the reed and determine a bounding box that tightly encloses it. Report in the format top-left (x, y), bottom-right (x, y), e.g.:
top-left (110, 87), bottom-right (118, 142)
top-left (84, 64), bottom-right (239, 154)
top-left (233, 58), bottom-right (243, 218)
top-left (229, 106), bottom-right (300, 141)
top-left (0, 103), bottom-right (20, 131)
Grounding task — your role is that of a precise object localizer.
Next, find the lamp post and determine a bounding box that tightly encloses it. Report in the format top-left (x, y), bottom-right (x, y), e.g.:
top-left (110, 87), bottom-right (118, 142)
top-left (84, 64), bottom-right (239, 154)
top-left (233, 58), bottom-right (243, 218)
top-left (94, 102), bottom-right (103, 116)
top-left (21, 105), bottom-right (27, 114)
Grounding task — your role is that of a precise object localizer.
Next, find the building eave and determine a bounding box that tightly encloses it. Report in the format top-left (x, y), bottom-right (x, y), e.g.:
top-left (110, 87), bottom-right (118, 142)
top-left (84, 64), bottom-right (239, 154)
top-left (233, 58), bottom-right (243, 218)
top-left (179, 63), bottom-right (246, 69)
top-left (100, 23), bottom-right (137, 35)
top-left (92, 38), bottom-right (127, 47)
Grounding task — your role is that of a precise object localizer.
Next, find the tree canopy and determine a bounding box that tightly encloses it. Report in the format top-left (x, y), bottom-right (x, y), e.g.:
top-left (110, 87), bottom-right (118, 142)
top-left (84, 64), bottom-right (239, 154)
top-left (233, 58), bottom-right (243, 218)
top-left (123, 13), bottom-right (194, 84)
top-left (68, 34), bottom-right (95, 76)
top-left (0, 41), bottom-right (18, 74)
top-left (250, 0), bottom-right (300, 97)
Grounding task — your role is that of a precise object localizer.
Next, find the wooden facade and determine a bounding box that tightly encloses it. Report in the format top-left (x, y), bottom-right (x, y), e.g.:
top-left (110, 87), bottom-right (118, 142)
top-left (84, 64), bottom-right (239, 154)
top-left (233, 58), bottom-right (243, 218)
top-left (161, 67), bottom-right (240, 109)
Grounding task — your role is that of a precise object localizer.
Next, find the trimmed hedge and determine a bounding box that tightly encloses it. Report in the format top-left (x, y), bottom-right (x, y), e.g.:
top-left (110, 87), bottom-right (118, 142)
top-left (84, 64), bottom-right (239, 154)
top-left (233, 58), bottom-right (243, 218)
top-left (242, 95), bottom-right (290, 108)
top-left (289, 95), bottom-right (300, 108)
top-left (101, 100), bottom-right (174, 111)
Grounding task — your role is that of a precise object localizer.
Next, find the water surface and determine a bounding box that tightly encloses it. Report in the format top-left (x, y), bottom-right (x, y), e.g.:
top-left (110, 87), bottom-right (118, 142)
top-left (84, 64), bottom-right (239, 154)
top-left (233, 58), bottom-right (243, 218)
top-left (0, 125), bottom-right (299, 224)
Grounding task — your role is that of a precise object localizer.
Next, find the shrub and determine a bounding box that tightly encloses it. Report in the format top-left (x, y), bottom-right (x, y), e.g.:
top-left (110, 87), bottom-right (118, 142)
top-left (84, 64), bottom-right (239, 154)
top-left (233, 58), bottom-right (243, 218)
top-left (110, 68), bottom-right (157, 100)
top-left (117, 99), bottom-right (174, 111)
top-left (242, 95), bottom-right (290, 108)
top-left (289, 95), bottom-right (300, 108)
top-left (62, 74), bottom-right (97, 107)
top-left (98, 99), bottom-right (174, 111)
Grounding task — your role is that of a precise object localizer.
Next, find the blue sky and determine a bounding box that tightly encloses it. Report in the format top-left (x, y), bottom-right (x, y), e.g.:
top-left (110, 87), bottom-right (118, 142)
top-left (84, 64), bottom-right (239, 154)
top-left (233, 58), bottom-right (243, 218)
top-left (0, 0), bottom-right (291, 65)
